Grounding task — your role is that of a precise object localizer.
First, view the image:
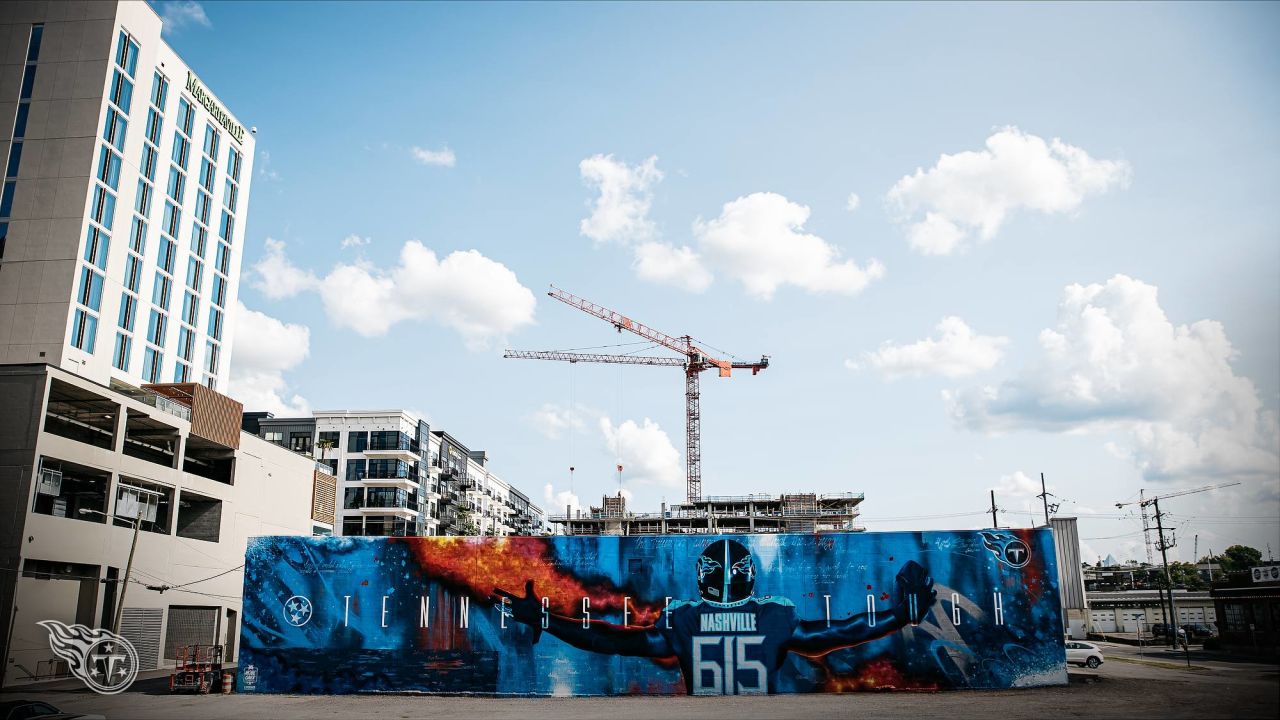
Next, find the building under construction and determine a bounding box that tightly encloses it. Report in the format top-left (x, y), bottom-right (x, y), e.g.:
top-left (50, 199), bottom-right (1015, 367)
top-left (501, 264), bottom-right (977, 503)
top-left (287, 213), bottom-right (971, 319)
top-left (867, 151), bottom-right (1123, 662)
top-left (553, 492), bottom-right (865, 535)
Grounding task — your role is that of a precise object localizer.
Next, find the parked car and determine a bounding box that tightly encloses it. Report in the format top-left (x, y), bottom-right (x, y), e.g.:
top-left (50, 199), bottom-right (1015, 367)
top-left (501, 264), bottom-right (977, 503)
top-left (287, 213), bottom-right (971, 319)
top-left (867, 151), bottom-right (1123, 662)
top-left (1065, 641), bottom-right (1105, 668)
top-left (1181, 623), bottom-right (1216, 640)
top-left (1150, 623), bottom-right (1187, 640)
top-left (0, 699), bottom-right (105, 720)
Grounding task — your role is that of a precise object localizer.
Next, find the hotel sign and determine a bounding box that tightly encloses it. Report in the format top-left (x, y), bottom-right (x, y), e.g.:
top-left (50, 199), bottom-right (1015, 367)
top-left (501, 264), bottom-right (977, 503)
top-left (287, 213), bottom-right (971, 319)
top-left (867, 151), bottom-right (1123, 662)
top-left (186, 71), bottom-right (245, 144)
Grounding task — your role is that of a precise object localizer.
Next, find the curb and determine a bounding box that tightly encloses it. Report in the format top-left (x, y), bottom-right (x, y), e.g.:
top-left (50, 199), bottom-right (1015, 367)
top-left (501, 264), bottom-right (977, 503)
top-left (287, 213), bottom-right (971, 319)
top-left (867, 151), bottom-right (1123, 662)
top-left (1109, 656), bottom-right (1212, 672)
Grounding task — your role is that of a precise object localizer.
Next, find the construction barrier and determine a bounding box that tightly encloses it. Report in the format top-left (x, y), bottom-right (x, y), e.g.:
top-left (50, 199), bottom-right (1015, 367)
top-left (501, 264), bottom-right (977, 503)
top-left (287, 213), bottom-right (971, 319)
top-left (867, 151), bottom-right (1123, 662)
top-left (237, 529), bottom-right (1067, 695)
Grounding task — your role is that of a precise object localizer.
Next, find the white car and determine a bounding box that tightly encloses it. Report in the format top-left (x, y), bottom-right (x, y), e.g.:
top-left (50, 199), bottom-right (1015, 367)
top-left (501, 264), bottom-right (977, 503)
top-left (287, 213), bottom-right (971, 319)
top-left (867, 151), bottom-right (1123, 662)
top-left (1065, 641), bottom-right (1104, 668)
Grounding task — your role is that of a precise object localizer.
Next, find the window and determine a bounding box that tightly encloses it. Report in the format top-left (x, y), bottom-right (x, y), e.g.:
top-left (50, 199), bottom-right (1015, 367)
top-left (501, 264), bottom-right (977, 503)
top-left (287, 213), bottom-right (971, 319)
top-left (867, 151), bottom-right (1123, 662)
top-left (124, 254), bottom-right (142, 293)
top-left (27, 24), bottom-right (44, 62)
top-left (177, 327), bottom-right (193, 361)
top-left (204, 341), bottom-right (219, 374)
top-left (182, 291), bottom-right (198, 325)
top-left (147, 309), bottom-right (166, 345)
top-left (207, 307), bottom-right (222, 340)
top-left (203, 125), bottom-right (219, 158)
top-left (347, 432), bottom-right (368, 453)
top-left (141, 143), bottom-right (158, 180)
top-left (135, 179), bottom-right (152, 214)
top-left (115, 30), bottom-right (139, 78)
top-left (211, 275), bottom-right (226, 307)
top-left (129, 217), bottom-right (146, 253)
top-left (290, 433), bottom-right (313, 454)
top-left (218, 210), bottom-right (234, 241)
top-left (109, 70), bottom-right (133, 113)
top-left (115, 478), bottom-right (173, 534)
top-left (318, 431), bottom-right (341, 446)
top-left (264, 430), bottom-right (283, 444)
top-left (172, 134), bottom-right (189, 168)
top-left (83, 227), bottom-right (109, 270)
top-left (142, 347), bottom-right (162, 382)
top-left (113, 332), bottom-right (131, 370)
top-left (228, 148), bottom-right (242, 181)
top-left (167, 166), bottom-right (185, 203)
top-left (195, 191), bottom-right (210, 225)
top-left (91, 184), bottom-right (117, 229)
top-left (152, 72), bottom-right (168, 108)
top-left (158, 238), bottom-right (176, 273)
top-left (186, 257), bottom-right (202, 290)
top-left (31, 458), bottom-right (108, 521)
top-left (97, 147), bottom-right (122, 190)
top-left (0, 181), bottom-right (14, 216)
top-left (177, 98), bottom-right (194, 135)
top-left (162, 201), bottom-right (179, 238)
top-left (6, 142), bottom-right (22, 177)
top-left (214, 242), bottom-right (229, 274)
top-left (345, 459), bottom-right (367, 481)
top-left (342, 518), bottom-right (365, 537)
top-left (70, 309), bottom-right (97, 352)
top-left (152, 273), bottom-right (171, 309)
top-left (223, 179), bottom-right (237, 212)
top-left (78, 267), bottom-right (103, 310)
top-left (20, 65), bottom-right (36, 100)
top-left (117, 294), bottom-right (136, 331)
top-left (14, 105), bottom-right (30, 138)
top-left (173, 361), bottom-right (189, 382)
top-left (103, 109), bottom-right (127, 151)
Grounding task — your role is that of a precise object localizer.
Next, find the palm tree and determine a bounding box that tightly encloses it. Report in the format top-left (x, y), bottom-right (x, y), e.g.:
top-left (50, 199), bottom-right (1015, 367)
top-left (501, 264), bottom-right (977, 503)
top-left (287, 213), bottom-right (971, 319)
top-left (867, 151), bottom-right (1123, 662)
top-left (316, 438), bottom-right (335, 472)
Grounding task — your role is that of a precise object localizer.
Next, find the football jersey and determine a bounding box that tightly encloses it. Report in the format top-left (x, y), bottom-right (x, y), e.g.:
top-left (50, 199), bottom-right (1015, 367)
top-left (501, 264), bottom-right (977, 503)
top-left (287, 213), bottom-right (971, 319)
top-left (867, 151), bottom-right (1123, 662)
top-left (658, 596), bottom-right (798, 695)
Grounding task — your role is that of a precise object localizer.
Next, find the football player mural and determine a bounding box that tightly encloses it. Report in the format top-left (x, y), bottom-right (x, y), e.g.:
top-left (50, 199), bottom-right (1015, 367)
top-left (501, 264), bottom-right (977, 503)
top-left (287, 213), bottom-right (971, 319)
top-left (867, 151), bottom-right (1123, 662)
top-left (237, 530), bottom-right (1068, 695)
top-left (495, 539), bottom-right (936, 694)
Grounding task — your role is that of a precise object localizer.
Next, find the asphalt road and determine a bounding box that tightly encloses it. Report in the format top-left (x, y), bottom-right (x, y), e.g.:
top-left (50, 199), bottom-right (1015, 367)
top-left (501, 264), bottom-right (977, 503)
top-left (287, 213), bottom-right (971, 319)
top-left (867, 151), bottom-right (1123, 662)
top-left (7, 647), bottom-right (1277, 720)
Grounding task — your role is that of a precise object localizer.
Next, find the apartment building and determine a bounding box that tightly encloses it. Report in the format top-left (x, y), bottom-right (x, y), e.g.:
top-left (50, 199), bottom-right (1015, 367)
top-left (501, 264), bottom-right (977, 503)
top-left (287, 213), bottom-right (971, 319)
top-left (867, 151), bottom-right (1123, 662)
top-left (0, 1), bottom-right (253, 393)
top-left (0, 363), bottom-right (326, 687)
top-left (244, 410), bottom-right (550, 538)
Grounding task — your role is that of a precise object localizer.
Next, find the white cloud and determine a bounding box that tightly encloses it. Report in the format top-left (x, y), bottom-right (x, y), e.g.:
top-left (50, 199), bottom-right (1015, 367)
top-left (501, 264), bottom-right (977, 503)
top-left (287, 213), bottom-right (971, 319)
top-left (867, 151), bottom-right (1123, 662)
top-left (251, 239), bottom-right (319, 300)
top-left (256, 151), bottom-right (280, 182)
top-left (992, 470), bottom-right (1040, 499)
top-left (530, 403), bottom-right (587, 440)
top-left (633, 242), bottom-right (713, 293)
top-left (579, 154), bottom-right (663, 244)
top-left (250, 238), bottom-right (536, 349)
top-left (599, 417), bottom-right (683, 489)
top-left (340, 234), bottom-right (371, 249)
top-left (860, 316), bottom-right (1008, 379)
top-left (158, 0), bottom-right (212, 33)
top-left (888, 127), bottom-right (1131, 255)
top-left (544, 483), bottom-right (583, 515)
top-left (227, 302), bottom-right (310, 416)
top-left (846, 193), bottom-right (861, 212)
top-left (694, 192), bottom-right (885, 300)
top-left (946, 274), bottom-right (1280, 484)
top-left (410, 146), bottom-right (457, 168)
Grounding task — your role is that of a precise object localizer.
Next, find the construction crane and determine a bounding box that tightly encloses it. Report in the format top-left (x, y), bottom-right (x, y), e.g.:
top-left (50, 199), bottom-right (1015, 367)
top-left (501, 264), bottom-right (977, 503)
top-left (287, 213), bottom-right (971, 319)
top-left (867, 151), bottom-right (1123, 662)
top-left (505, 286), bottom-right (769, 503)
top-left (1115, 481), bottom-right (1240, 646)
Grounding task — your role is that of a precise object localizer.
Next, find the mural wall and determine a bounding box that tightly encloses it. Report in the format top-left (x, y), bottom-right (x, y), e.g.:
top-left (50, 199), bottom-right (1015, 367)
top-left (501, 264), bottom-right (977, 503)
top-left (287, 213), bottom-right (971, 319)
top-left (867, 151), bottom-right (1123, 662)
top-left (238, 529), bottom-right (1067, 695)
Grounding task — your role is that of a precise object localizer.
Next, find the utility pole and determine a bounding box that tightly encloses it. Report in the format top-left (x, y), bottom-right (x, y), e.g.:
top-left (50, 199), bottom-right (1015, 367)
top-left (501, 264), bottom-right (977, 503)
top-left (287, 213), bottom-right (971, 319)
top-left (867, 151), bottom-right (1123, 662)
top-left (989, 490), bottom-right (999, 528)
top-left (113, 507), bottom-right (142, 635)
top-left (1152, 498), bottom-right (1178, 648)
top-left (1039, 473), bottom-right (1050, 527)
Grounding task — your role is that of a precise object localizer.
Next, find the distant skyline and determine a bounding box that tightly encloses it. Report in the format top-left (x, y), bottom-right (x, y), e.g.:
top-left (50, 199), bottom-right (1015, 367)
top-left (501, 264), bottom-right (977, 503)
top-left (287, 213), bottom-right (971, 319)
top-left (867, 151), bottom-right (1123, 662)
top-left (155, 0), bottom-right (1278, 563)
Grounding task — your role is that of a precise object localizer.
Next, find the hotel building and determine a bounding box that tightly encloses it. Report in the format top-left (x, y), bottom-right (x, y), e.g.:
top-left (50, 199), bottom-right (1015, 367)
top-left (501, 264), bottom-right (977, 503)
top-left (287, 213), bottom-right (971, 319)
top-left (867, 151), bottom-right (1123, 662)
top-left (0, 0), bottom-right (253, 395)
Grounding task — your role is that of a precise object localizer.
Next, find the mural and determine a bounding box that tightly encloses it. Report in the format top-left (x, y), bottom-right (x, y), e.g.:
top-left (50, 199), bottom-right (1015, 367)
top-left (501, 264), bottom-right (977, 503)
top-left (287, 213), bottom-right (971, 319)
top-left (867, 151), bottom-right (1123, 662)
top-left (238, 529), bottom-right (1067, 695)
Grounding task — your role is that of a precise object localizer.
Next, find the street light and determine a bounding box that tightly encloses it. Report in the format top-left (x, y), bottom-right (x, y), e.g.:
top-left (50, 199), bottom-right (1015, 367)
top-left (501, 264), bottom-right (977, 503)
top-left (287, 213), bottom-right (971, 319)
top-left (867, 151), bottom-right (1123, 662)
top-left (78, 507), bottom-right (142, 635)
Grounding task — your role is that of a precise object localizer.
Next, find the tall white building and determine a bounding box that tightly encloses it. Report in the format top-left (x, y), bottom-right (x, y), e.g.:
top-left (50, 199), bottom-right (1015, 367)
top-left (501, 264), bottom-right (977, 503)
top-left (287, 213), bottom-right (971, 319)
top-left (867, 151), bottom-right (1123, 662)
top-left (0, 1), bottom-right (253, 394)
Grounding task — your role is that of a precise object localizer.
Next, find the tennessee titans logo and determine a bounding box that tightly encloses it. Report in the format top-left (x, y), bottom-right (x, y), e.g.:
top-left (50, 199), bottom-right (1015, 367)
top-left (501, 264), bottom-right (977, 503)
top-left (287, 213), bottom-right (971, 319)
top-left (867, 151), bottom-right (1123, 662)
top-left (38, 620), bottom-right (139, 695)
top-left (696, 555), bottom-right (722, 583)
top-left (980, 532), bottom-right (1031, 568)
top-left (283, 595), bottom-right (313, 627)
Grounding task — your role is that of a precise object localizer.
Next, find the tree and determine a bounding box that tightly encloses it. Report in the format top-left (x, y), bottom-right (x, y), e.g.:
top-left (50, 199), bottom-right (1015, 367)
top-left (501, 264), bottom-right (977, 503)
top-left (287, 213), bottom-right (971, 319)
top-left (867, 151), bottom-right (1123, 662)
top-left (1166, 561), bottom-right (1207, 590)
top-left (1220, 545), bottom-right (1263, 573)
top-left (454, 506), bottom-right (479, 536)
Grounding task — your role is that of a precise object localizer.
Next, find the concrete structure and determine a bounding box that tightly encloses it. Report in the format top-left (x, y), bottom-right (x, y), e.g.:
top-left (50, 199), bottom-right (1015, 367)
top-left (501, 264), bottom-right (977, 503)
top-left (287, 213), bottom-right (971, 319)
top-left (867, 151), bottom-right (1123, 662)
top-left (0, 1), bottom-right (254, 393)
top-left (555, 492), bottom-right (864, 535)
top-left (0, 363), bottom-right (323, 686)
top-left (1085, 589), bottom-right (1217, 634)
top-left (1050, 517), bottom-right (1089, 638)
top-left (1210, 567), bottom-right (1280, 656)
top-left (243, 410), bottom-right (549, 538)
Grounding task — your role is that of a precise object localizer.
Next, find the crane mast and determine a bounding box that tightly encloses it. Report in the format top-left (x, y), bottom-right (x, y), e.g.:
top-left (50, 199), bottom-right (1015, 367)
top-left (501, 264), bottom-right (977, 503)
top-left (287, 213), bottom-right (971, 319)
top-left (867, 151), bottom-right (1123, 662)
top-left (508, 287), bottom-right (769, 503)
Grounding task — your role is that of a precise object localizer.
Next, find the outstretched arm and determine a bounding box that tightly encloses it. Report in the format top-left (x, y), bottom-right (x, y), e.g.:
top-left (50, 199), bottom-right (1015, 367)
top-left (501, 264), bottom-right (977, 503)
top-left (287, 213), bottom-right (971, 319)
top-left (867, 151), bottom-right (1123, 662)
top-left (494, 580), bottom-right (673, 658)
top-left (787, 561), bottom-right (936, 656)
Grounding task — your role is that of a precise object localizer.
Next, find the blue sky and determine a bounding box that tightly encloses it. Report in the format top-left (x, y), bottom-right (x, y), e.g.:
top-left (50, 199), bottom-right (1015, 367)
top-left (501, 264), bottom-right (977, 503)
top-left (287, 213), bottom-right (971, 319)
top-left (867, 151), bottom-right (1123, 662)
top-left (157, 1), bottom-right (1278, 563)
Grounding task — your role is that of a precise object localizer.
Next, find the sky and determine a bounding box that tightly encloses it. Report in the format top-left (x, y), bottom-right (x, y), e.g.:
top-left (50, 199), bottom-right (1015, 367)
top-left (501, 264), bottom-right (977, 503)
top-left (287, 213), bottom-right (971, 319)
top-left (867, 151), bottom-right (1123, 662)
top-left (154, 0), bottom-right (1279, 565)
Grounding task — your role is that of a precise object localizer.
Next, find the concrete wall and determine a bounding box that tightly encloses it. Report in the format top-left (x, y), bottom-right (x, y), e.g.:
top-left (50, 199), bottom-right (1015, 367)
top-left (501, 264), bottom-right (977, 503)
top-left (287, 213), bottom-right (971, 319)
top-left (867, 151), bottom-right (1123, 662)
top-left (0, 364), bottom-right (315, 686)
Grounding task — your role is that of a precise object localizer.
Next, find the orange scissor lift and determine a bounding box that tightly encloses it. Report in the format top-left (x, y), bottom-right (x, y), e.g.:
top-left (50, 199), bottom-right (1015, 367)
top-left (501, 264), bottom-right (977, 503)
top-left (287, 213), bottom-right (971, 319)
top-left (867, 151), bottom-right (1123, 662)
top-left (169, 644), bottom-right (225, 693)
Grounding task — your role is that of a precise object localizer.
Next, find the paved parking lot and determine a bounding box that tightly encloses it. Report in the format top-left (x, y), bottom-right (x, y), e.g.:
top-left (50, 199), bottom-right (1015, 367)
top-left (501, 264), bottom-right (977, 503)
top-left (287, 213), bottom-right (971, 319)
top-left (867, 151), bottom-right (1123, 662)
top-left (6, 652), bottom-right (1277, 720)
